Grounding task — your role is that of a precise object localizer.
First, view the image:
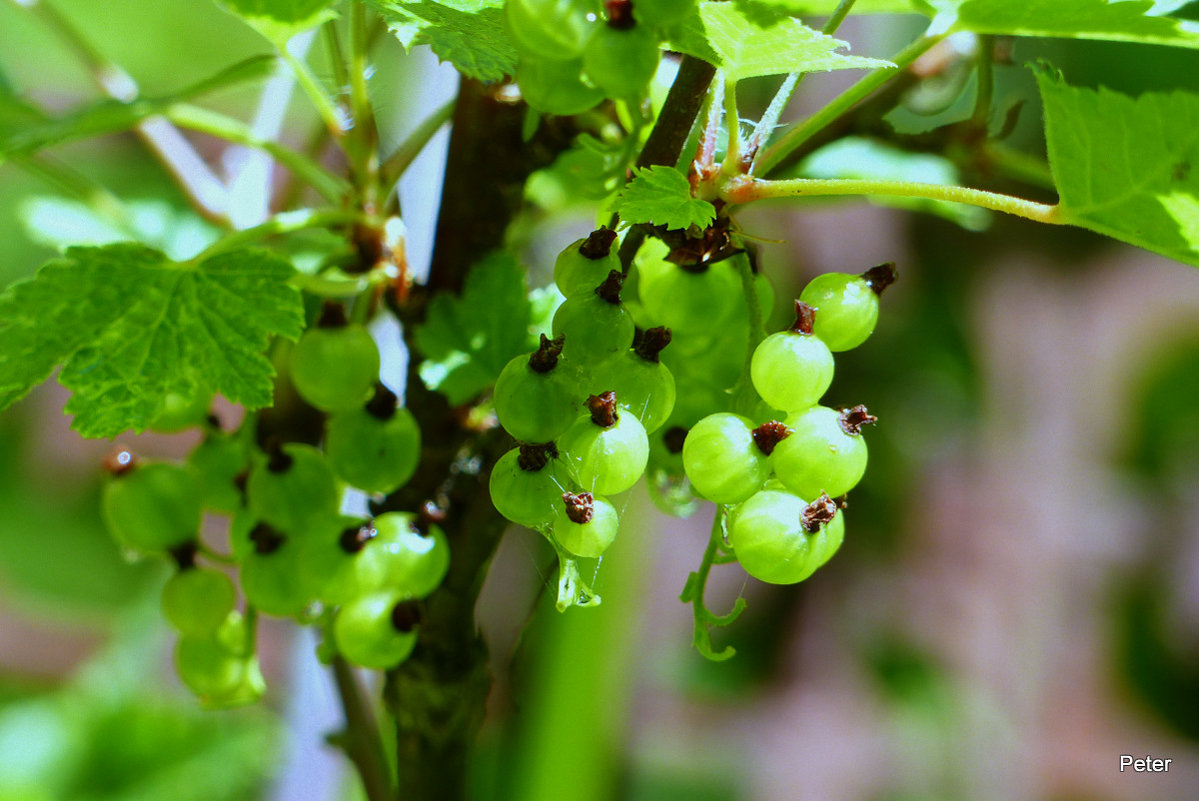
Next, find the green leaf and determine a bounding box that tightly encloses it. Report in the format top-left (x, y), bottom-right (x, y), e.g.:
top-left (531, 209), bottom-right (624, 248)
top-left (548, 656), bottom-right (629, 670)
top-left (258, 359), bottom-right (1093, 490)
top-left (616, 166), bottom-right (718, 231)
top-left (951, 0), bottom-right (1199, 48)
top-left (216, 0), bottom-right (337, 42)
top-left (0, 244), bottom-right (304, 438)
top-left (364, 0), bottom-right (516, 82)
top-left (0, 56), bottom-right (278, 163)
top-left (733, 0), bottom-right (927, 15)
top-left (798, 136), bottom-right (990, 230)
top-left (415, 252), bottom-right (535, 404)
top-left (1037, 68), bottom-right (1199, 266)
top-left (669, 2), bottom-right (893, 80)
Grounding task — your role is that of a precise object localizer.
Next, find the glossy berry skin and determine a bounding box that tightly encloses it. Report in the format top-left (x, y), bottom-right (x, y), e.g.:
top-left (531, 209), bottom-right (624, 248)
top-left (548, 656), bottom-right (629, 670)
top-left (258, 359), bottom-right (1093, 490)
top-left (294, 515), bottom-right (374, 606)
top-left (290, 325), bottom-right (380, 412)
top-left (682, 413), bottom-right (770, 505)
top-left (771, 406), bottom-right (868, 499)
top-left (586, 352), bottom-right (676, 434)
top-left (552, 495), bottom-right (619, 558)
top-left (582, 25), bottom-right (660, 99)
top-left (245, 444), bottom-right (340, 536)
top-left (729, 489), bottom-right (845, 584)
top-left (335, 593), bottom-right (419, 670)
top-left (636, 245), bottom-right (741, 335)
top-left (493, 354), bottom-right (578, 443)
top-left (326, 406), bottom-right (420, 494)
top-left (800, 273), bottom-right (879, 352)
top-left (552, 293), bottom-right (635, 366)
top-left (102, 462), bottom-right (202, 553)
top-left (554, 238), bottom-right (619, 298)
top-left (174, 614), bottom-right (264, 707)
top-left (750, 330), bottom-right (834, 413)
top-left (516, 57), bottom-right (604, 116)
top-left (506, 0), bottom-right (599, 61)
top-left (161, 568), bottom-right (237, 637)
top-left (558, 409), bottom-right (649, 495)
top-left (240, 543), bottom-right (313, 618)
top-left (489, 447), bottom-right (575, 529)
top-left (353, 513), bottom-right (451, 599)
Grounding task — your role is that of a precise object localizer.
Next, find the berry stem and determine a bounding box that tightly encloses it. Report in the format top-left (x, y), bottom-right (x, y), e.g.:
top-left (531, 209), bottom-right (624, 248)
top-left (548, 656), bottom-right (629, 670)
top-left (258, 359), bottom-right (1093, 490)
top-left (331, 657), bottom-right (394, 801)
top-left (679, 510), bottom-right (748, 662)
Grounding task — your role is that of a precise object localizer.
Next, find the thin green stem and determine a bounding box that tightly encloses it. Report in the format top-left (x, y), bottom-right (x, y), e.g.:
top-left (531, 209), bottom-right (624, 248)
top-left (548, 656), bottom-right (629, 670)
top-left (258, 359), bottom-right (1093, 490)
top-left (278, 45), bottom-right (347, 138)
top-left (322, 19), bottom-right (351, 99)
top-left (190, 207), bottom-right (369, 262)
top-left (745, 0), bottom-right (860, 165)
top-left (755, 28), bottom-right (948, 176)
top-left (166, 104), bottom-right (350, 201)
top-left (723, 175), bottom-right (1062, 225)
top-left (971, 34), bottom-right (994, 128)
top-left (379, 98), bottom-right (456, 190)
top-left (331, 657), bottom-right (393, 801)
top-left (680, 511), bottom-right (746, 662)
top-left (348, 1), bottom-right (381, 209)
top-left (720, 76), bottom-right (741, 173)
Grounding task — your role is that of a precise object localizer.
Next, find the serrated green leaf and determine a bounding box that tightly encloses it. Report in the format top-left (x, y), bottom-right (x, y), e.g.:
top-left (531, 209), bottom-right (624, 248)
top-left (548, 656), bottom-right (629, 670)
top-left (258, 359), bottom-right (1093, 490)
top-left (1037, 69), bottom-right (1199, 266)
top-left (732, 0), bottom-right (927, 15)
top-left (0, 56), bottom-right (278, 163)
top-left (364, 0), bottom-right (516, 82)
top-left (798, 137), bottom-right (990, 230)
top-left (414, 252), bottom-right (534, 404)
top-left (0, 244), bottom-right (304, 437)
top-left (951, 0), bottom-right (1199, 48)
top-left (669, 2), bottom-right (893, 80)
top-left (216, 0), bottom-right (337, 42)
top-left (616, 166), bottom-right (718, 231)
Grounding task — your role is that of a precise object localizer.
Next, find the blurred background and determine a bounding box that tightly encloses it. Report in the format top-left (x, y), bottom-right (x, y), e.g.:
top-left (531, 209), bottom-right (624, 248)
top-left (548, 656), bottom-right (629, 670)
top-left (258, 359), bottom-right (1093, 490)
top-left (2, 2), bottom-right (1199, 800)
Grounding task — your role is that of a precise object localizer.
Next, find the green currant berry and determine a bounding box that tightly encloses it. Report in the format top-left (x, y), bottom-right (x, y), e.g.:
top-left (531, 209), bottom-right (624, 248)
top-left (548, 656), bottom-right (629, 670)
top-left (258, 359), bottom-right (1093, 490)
top-left (102, 461), bottom-right (202, 553)
top-left (506, 0), bottom-right (600, 61)
top-left (290, 313), bottom-right (380, 412)
top-left (585, 327), bottom-right (676, 433)
top-left (750, 302), bottom-right (834, 412)
top-left (489, 444), bottom-right (575, 529)
top-left (634, 0), bottom-right (697, 27)
top-left (161, 567), bottom-right (237, 637)
top-left (326, 385), bottom-right (421, 494)
top-left (516, 56), bottom-right (604, 115)
top-left (246, 443), bottom-right (340, 536)
top-left (771, 404), bottom-right (874, 499)
top-left (552, 271), bottom-right (635, 365)
top-left (552, 491), bottom-right (619, 558)
top-left (558, 392), bottom-right (649, 495)
top-left (729, 489), bottom-right (844, 584)
top-left (582, 24), bottom-right (660, 99)
top-left (554, 229), bottom-right (620, 297)
top-left (335, 594), bottom-right (420, 670)
top-left (494, 335), bottom-right (579, 443)
top-left (187, 432), bottom-right (247, 514)
top-left (353, 512), bottom-right (451, 599)
top-left (682, 414), bottom-right (787, 504)
top-left (799, 263), bottom-right (895, 352)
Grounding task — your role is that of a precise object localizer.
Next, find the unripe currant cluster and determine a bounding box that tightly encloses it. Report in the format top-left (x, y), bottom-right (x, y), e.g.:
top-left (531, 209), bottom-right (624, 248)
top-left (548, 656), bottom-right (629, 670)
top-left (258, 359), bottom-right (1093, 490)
top-left (99, 302), bottom-right (445, 705)
top-left (488, 222), bottom-right (894, 594)
top-left (508, 0), bottom-right (689, 115)
top-left (682, 264), bottom-right (896, 584)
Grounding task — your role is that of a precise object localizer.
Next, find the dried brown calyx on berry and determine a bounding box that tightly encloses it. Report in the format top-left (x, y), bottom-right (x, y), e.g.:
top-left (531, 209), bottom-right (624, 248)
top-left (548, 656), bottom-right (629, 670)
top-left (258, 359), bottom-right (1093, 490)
top-left (838, 405), bottom-right (877, 436)
top-left (579, 227), bottom-right (618, 258)
top-left (586, 391), bottom-right (619, 427)
top-left (633, 326), bottom-right (672, 363)
top-left (861, 262), bottom-right (897, 296)
top-left (562, 491), bottom-right (595, 524)
top-left (339, 521), bottom-right (378, 553)
top-left (528, 333), bottom-right (565, 373)
top-left (801, 492), bottom-right (838, 534)
top-left (787, 300), bottom-right (817, 335)
top-left (517, 442), bottom-right (559, 472)
top-left (751, 421), bottom-right (792, 455)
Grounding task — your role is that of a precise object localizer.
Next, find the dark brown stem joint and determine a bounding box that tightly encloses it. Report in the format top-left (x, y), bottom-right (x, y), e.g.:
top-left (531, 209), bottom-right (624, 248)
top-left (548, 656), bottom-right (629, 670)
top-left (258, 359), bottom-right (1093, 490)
top-left (838, 405), bottom-right (877, 436)
top-left (789, 300), bottom-right (817, 335)
top-left (801, 492), bottom-right (838, 533)
top-left (391, 600), bottom-right (422, 633)
top-left (365, 383), bottom-right (399, 421)
top-left (633, 326), bottom-right (672, 363)
top-left (562, 491), bottom-right (595, 524)
top-left (528, 334), bottom-right (565, 373)
top-left (317, 300), bottom-right (350, 328)
top-left (339, 521), bottom-right (379, 553)
top-left (586, 391), bottom-right (619, 427)
top-left (604, 0), bottom-right (636, 29)
top-left (861, 262), bottom-right (897, 296)
top-left (517, 442), bottom-right (558, 472)
top-left (579, 227), bottom-right (618, 259)
top-left (594, 270), bottom-right (624, 304)
top-left (751, 420), bottom-right (792, 455)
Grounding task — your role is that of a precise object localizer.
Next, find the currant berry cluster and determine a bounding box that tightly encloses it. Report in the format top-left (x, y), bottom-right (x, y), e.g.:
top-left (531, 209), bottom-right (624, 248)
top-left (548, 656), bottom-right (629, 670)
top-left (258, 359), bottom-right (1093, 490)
top-left (489, 230), bottom-right (671, 570)
top-left (488, 220), bottom-right (895, 596)
top-left (98, 302), bottom-right (445, 705)
top-left (682, 264), bottom-right (896, 584)
top-left (508, 0), bottom-right (691, 115)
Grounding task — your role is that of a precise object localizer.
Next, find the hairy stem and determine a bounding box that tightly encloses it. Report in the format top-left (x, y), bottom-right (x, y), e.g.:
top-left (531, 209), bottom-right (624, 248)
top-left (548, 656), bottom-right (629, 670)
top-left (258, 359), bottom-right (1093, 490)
top-left (723, 176), bottom-right (1062, 224)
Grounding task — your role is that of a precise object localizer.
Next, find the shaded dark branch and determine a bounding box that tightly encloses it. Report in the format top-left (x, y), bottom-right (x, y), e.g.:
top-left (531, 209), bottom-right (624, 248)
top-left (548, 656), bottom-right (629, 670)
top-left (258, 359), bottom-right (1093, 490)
top-left (636, 55), bottom-right (716, 170)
